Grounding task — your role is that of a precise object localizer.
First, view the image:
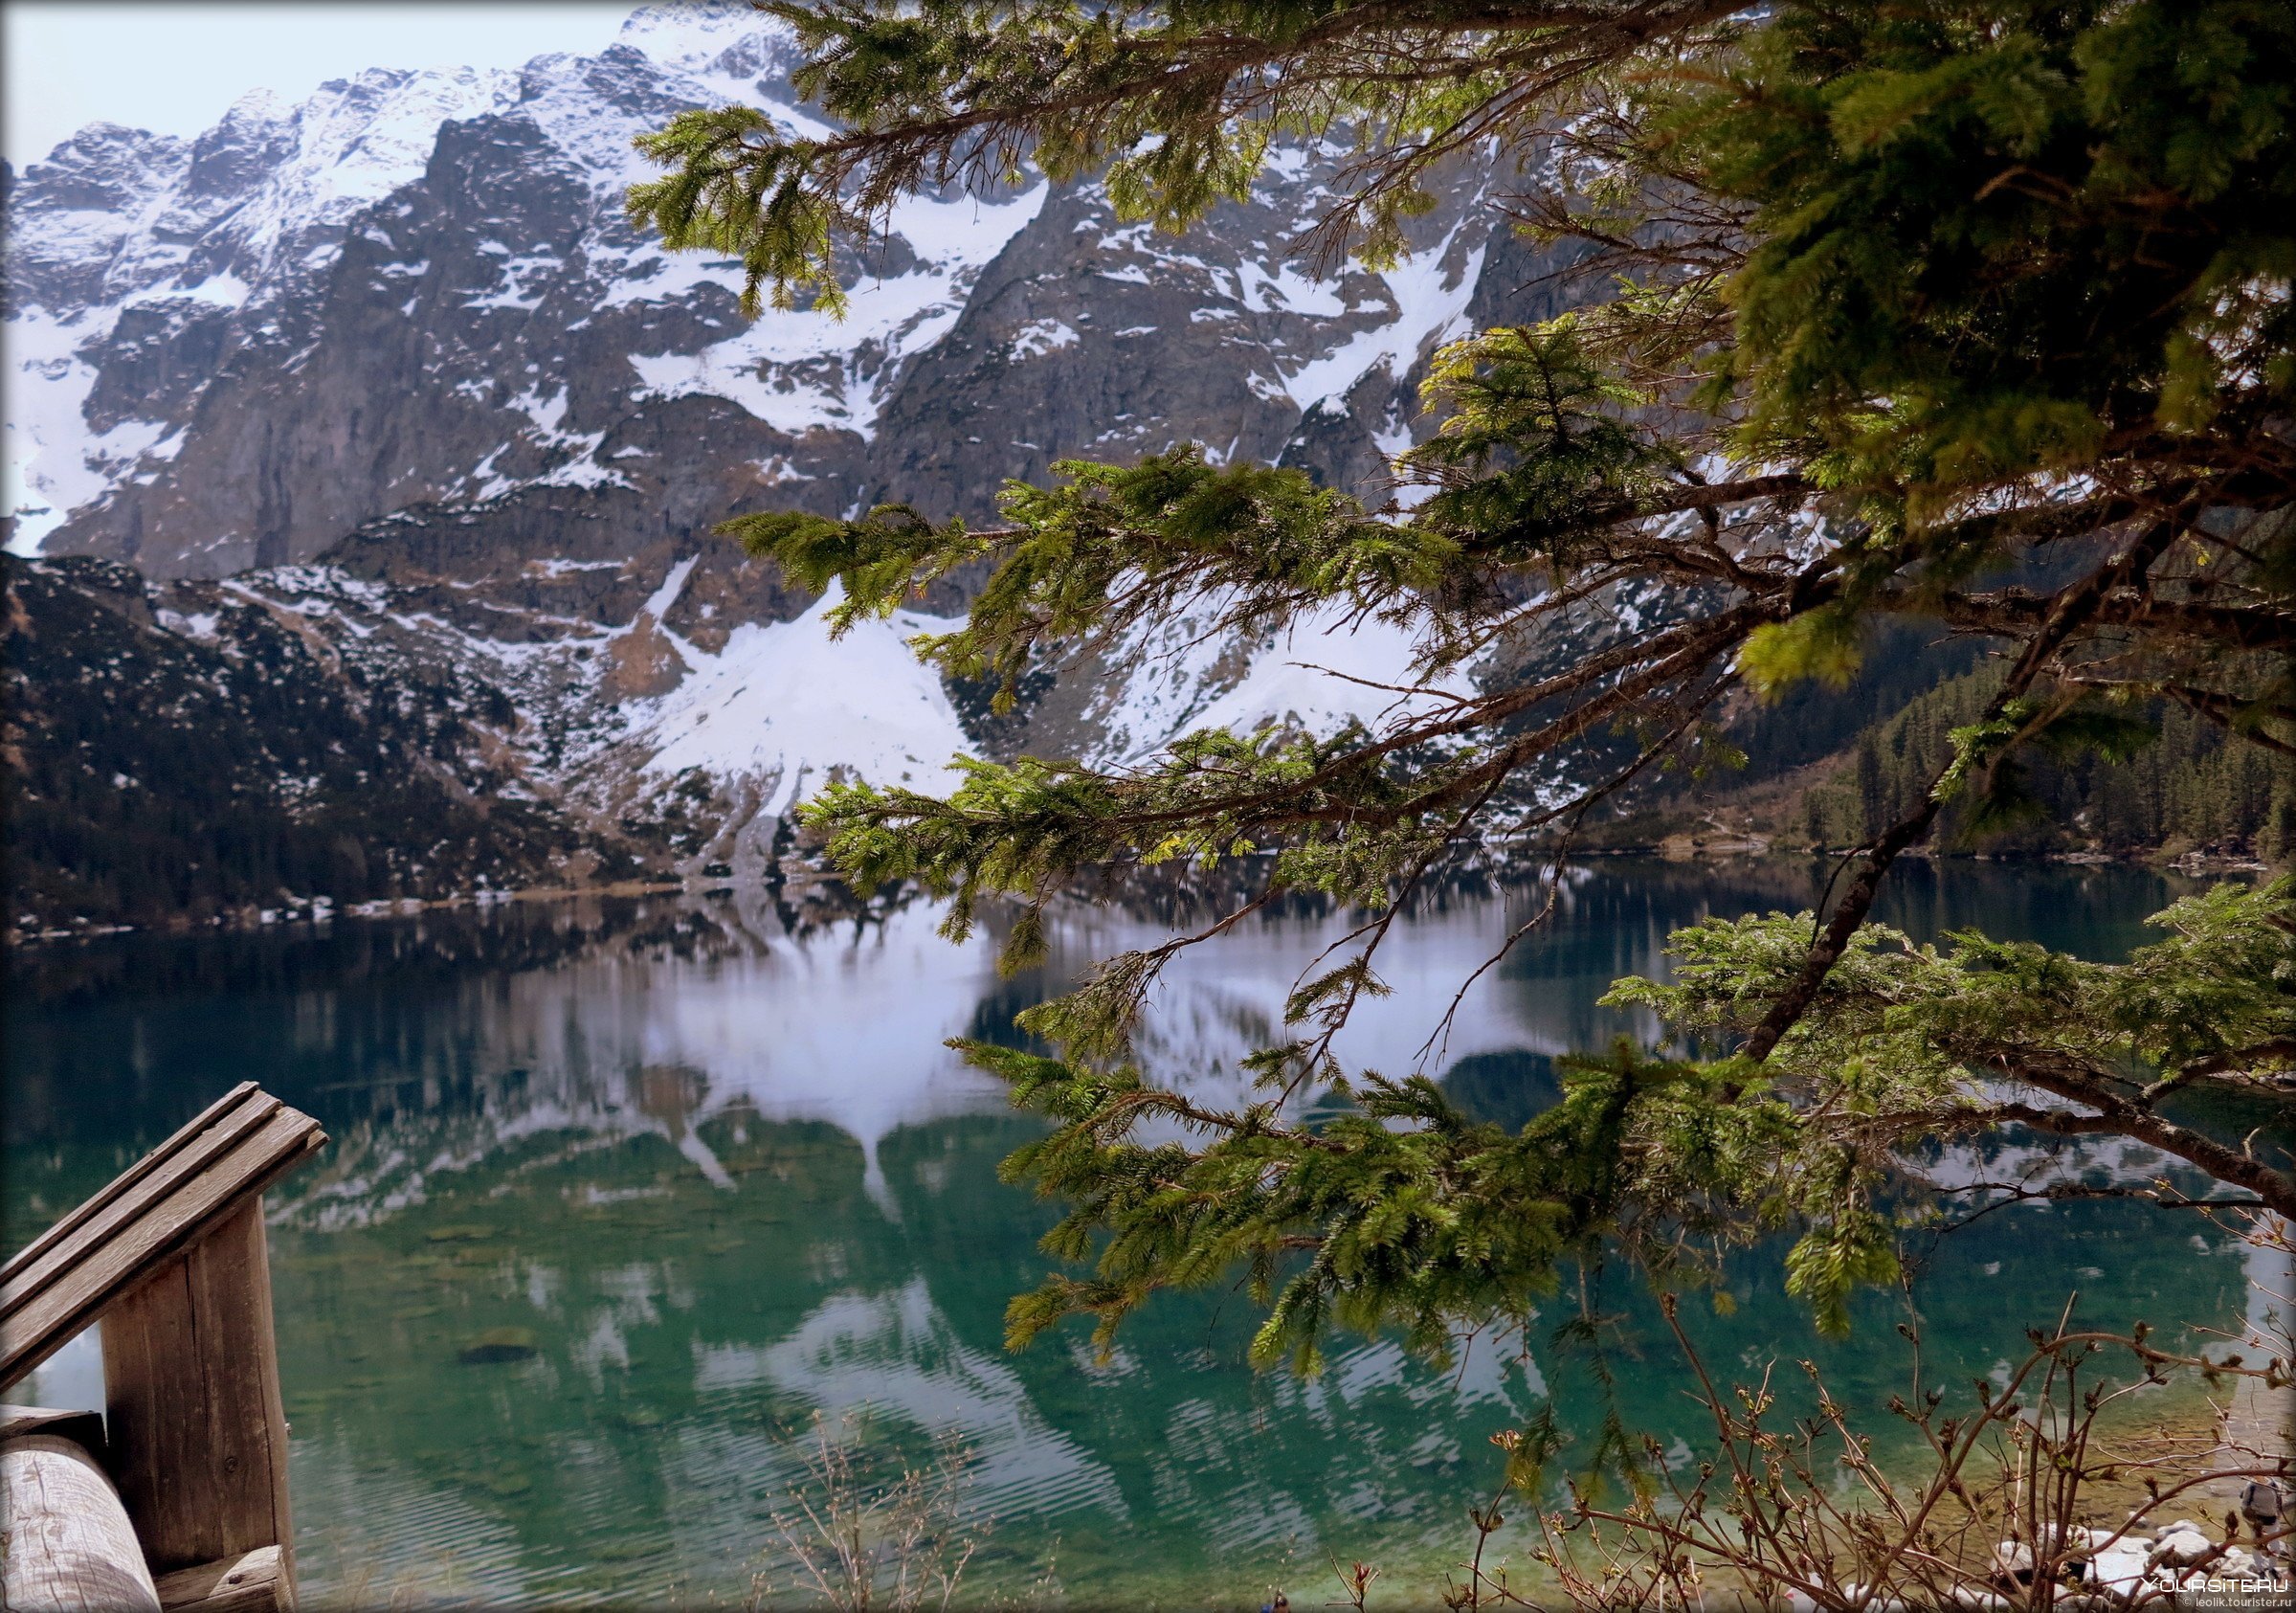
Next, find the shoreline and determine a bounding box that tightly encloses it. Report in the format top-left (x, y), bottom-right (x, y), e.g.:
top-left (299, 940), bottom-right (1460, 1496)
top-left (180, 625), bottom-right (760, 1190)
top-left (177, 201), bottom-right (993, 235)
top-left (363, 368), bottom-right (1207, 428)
top-left (5, 844), bottom-right (2274, 950)
top-left (4, 876), bottom-right (698, 948)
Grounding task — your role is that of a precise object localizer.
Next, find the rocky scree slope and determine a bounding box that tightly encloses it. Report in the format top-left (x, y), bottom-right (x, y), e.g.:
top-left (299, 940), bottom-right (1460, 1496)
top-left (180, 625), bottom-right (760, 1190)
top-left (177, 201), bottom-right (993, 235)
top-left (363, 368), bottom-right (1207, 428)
top-left (4, 3), bottom-right (1608, 931)
top-left (3, 553), bottom-right (644, 930)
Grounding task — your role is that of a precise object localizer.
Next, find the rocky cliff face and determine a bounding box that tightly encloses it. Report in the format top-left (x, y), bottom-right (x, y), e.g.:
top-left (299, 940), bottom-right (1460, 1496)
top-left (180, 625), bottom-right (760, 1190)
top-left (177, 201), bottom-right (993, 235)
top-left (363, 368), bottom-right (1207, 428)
top-left (3, 1), bottom-right (1586, 931)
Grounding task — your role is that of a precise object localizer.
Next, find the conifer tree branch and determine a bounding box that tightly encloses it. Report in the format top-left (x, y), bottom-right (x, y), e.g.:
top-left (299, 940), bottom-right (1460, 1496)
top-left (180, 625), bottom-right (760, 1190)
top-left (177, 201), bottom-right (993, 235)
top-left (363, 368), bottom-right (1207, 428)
top-left (1743, 509), bottom-right (2196, 1063)
top-left (638, 0), bottom-right (2296, 1360)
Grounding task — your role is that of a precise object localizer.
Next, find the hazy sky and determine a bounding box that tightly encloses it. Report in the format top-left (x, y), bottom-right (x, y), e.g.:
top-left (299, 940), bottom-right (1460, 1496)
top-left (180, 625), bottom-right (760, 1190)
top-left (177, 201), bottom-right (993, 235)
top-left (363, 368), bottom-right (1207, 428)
top-left (3, 2), bottom-right (636, 162)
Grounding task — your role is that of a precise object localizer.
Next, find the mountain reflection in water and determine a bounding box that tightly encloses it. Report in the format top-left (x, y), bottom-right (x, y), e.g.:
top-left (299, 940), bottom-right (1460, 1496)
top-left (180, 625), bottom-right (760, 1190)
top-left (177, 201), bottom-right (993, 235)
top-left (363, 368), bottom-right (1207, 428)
top-left (3, 860), bottom-right (2261, 1608)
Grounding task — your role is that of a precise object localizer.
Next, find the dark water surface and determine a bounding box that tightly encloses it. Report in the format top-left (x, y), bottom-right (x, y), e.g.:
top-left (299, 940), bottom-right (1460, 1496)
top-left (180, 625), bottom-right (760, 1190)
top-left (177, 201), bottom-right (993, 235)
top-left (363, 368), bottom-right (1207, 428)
top-left (2, 860), bottom-right (2263, 1607)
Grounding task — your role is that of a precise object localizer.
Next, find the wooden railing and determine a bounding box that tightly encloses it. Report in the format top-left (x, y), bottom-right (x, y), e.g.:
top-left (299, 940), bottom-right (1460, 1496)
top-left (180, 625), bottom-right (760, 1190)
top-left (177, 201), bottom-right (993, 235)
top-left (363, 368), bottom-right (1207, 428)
top-left (1, 1084), bottom-right (326, 1612)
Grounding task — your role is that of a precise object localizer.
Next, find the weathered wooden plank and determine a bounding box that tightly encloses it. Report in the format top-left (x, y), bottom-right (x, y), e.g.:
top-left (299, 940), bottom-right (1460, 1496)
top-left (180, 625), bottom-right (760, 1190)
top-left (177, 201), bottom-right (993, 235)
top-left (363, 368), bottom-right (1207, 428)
top-left (1, 1088), bottom-right (279, 1318)
top-left (104, 1203), bottom-right (297, 1577)
top-left (2, 1432), bottom-right (163, 1613)
top-left (195, 1205), bottom-right (295, 1582)
top-left (100, 1257), bottom-right (204, 1564)
top-left (152, 1548), bottom-right (285, 1613)
top-left (1, 1107), bottom-right (323, 1390)
top-left (1, 1085), bottom-right (260, 1282)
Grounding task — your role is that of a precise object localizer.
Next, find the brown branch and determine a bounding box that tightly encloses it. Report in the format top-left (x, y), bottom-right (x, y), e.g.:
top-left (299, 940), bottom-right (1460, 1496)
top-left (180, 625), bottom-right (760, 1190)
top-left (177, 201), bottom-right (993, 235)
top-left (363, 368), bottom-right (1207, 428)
top-left (2174, 1037), bottom-right (2296, 1083)
top-left (1927, 589), bottom-right (2296, 656)
top-left (1933, 1178), bottom-right (2265, 1235)
top-left (1743, 507), bottom-right (2194, 1063)
top-left (1953, 1043), bottom-right (2296, 1218)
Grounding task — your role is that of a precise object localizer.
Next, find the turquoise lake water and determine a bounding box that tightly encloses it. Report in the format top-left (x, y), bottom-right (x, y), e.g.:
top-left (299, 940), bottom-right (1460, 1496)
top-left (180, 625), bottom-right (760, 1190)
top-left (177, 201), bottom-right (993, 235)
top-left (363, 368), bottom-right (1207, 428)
top-left (3, 859), bottom-right (2269, 1607)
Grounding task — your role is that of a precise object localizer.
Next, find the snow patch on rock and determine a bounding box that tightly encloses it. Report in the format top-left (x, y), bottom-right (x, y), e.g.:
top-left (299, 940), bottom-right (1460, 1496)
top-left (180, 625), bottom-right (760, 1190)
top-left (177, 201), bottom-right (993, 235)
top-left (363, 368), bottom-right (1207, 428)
top-left (1071, 594), bottom-right (1475, 767)
top-left (624, 583), bottom-right (974, 815)
top-left (623, 185), bottom-right (1046, 435)
top-left (1282, 227), bottom-right (1485, 410)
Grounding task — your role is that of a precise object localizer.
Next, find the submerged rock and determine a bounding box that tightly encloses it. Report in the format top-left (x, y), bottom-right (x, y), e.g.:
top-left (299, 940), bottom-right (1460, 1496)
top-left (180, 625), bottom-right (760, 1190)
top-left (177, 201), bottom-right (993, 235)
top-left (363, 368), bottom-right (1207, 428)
top-left (457, 1327), bottom-right (539, 1365)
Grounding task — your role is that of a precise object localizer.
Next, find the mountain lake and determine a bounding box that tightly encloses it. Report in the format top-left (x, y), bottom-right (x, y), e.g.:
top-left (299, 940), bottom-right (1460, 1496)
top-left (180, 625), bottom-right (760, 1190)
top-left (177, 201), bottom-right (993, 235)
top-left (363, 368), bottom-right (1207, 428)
top-left (6, 858), bottom-right (2283, 1608)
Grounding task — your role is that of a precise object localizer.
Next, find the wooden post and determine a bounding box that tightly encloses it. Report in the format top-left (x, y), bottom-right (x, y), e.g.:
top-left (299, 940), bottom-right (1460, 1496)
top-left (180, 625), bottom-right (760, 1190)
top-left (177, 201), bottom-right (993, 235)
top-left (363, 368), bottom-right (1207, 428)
top-left (1, 1086), bottom-right (324, 1613)
top-left (102, 1201), bottom-right (297, 1584)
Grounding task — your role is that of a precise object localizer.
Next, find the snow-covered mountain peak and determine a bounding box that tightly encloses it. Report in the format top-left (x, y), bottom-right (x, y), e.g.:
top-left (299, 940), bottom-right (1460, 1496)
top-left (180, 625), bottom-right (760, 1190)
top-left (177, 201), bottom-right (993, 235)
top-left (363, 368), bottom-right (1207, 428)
top-left (6, 66), bottom-right (523, 315)
top-left (7, 0), bottom-right (1546, 572)
top-left (615, 0), bottom-right (804, 77)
